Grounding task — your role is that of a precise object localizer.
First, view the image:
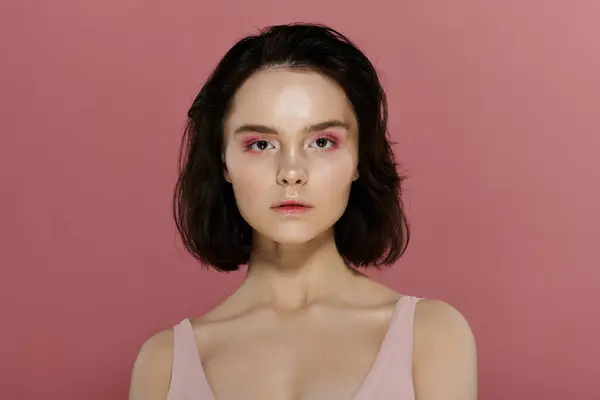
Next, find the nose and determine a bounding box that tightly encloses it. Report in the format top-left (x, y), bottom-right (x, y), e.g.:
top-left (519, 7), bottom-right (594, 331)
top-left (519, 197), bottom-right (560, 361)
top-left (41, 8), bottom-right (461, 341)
top-left (277, 172), bottom-right (307, 186)
top-left (276, 152), bottom-right (307, 187)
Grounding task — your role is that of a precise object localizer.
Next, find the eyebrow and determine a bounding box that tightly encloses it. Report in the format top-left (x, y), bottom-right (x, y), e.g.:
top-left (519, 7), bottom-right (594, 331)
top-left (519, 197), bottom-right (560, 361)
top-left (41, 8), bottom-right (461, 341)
top-left (233, 119), bottom-right (350, 135)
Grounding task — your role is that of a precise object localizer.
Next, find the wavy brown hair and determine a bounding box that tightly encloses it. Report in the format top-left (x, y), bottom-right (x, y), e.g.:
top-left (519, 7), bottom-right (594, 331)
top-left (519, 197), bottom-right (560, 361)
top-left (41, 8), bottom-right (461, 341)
top-left (173, 23), bottom-right (410, 272)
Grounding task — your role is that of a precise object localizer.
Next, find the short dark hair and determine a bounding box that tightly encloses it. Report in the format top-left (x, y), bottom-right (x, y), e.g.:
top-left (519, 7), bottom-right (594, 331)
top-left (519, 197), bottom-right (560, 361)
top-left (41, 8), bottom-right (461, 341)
top-left (173, 23), bottom-right (410, 272)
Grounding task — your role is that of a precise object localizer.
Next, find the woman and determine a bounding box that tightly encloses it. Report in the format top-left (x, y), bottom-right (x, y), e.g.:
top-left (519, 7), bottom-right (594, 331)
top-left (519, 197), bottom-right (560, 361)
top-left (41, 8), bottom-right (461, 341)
top-left (129, 23), bottom-right (477, 400)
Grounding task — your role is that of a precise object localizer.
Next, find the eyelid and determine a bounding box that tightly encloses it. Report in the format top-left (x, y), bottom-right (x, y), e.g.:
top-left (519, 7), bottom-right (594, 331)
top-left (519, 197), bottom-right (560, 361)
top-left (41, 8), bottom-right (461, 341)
top-left (244, 137), bottom-right (277, 152)
top-left (310, 133), bottom-right (339, 144)
top-left (241, 132), bottom-right (341, 152)
top-left (307, 134), bottom-right (340, 151)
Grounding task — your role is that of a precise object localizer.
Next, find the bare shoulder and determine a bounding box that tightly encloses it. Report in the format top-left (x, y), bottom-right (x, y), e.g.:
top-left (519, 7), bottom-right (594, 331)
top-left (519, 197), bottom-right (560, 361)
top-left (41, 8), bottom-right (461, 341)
top-left (413, 299), bottom-right (478, 399)
top-left (414, 299), bottom-right (475, 340)
top-left (128, 327), bottom-right (174, 400)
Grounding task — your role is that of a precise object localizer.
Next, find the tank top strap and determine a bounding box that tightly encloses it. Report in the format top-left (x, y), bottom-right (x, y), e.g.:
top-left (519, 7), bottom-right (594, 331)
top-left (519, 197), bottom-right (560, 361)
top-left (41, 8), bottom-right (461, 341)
top-left (352, 295), bottom-right (422, 399)
top-left (167, 319), bottom-right (211, 400)
top-left (385, 295), bottom-right (421, 364)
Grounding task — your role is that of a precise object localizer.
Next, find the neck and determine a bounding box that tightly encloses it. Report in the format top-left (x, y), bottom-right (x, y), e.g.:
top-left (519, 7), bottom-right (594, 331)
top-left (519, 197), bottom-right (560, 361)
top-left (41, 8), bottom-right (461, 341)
top-left (240, 230), bottom-right (360, 310)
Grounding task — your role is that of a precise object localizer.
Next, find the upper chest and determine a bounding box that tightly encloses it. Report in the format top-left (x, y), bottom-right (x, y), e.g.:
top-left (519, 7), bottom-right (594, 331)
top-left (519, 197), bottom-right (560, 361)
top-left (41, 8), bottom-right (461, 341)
top-left (192, 305), bottom-right (405, 400)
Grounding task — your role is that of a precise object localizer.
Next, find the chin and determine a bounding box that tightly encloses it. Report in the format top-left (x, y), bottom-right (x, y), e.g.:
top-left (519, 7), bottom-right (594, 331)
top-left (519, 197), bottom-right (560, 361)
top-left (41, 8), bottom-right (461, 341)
top-left (254, 223), bottom-right (332, 246)
top-left (266, 228), bottom-right (319, 245)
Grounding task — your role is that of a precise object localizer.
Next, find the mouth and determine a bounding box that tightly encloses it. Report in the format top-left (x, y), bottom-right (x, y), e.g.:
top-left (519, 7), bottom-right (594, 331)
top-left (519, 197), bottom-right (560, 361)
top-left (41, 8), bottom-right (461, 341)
top-left (271, 201), bottom-right (313, 215)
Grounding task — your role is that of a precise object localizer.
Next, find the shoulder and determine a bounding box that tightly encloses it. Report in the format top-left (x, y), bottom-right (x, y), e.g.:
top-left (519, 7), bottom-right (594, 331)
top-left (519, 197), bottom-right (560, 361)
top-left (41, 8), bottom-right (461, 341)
top-left (413, 299), bottom-right (478, 399)
top-left (128, 327), bottom-right (175, 400)
top-left (413, 299), bottom-right (475, 341)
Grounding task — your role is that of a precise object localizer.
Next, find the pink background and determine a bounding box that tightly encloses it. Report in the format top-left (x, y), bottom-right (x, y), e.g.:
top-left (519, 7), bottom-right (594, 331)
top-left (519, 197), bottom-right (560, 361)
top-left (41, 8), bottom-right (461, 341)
top-left (1, 0), bottom-right (599, 398)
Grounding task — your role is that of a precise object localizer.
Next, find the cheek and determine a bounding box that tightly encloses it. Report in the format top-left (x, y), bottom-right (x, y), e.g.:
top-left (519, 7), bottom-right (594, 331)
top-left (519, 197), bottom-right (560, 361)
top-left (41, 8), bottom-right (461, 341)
top-left (225, 144), bottom-right (264, 178)
top-left (312, 154), bottom-right (357, 201)
top-left (225, 152), bottom-right (271, 210)
top-left (315, 150), bottom-right (357, 182)
top-left (232, 181), bottom-right (257, 209)
top-left (228, 175), bottom-right (262, 221)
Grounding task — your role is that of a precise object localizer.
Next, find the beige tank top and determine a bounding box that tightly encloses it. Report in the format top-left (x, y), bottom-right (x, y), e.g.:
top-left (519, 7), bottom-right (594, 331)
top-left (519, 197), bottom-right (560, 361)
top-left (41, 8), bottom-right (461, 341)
top-left (167, 295), bottom-right (421, 400)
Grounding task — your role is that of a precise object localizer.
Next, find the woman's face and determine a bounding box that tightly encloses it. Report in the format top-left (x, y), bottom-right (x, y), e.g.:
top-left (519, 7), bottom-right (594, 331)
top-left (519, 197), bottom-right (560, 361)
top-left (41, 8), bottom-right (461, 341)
top-left (223, 67), bottom-right (359, 245)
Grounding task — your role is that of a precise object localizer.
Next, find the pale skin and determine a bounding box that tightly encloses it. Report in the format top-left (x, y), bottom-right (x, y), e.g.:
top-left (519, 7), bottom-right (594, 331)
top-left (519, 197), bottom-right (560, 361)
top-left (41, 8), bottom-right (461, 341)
top-left (129, 68), bottom-right (478, 400)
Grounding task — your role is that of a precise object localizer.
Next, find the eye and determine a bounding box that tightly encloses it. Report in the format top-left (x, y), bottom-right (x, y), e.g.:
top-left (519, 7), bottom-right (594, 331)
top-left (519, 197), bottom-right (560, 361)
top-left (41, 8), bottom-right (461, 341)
top-left (247, 140), bottom-right (275, 151)
top-left (309, 137), bottom-right (336, 150)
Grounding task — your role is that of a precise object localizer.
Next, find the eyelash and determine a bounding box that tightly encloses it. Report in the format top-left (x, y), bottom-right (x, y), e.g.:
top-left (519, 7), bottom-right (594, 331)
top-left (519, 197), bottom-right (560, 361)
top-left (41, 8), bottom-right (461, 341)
top-left (244, 139), bottom-right (274, 152)
top-left (243, 135), bottom-right (339, 152)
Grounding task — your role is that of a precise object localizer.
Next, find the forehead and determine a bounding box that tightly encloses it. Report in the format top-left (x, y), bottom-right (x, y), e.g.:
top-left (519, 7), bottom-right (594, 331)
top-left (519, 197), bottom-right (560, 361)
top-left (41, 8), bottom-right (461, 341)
top-left (225, 67), bottom-right (357, 132)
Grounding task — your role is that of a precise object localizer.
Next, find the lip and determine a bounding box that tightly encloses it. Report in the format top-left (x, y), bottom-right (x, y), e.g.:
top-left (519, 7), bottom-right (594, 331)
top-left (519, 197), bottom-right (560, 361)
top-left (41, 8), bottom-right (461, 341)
top-left (271, 200), bottom-right (313, 215)
top-left (272, 200), bottom-right (312, 208)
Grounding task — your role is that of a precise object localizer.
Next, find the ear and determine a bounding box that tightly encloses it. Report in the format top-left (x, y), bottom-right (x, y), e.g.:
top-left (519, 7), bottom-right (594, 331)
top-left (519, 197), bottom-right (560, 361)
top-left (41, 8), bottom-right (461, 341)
top-left (352, 169), bottom-right (359, 181)
top-left (223, 159), bottom-right (231, 183)
top-left (221, 151), bottom-right (231, 183)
